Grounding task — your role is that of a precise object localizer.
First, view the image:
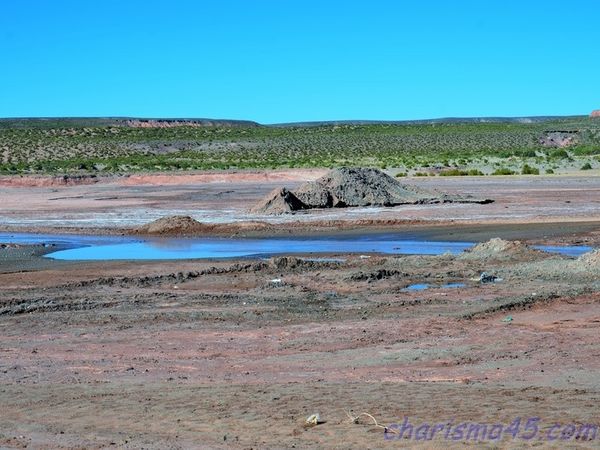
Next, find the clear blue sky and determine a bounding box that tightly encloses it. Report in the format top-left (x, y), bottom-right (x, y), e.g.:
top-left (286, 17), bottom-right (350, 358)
top-left (2, 0), bottom-right (599, 123)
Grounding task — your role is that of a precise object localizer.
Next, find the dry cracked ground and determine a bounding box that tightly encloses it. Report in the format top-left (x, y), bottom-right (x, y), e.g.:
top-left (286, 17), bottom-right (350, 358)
top-left (2, 239), bottom-right (600, 448)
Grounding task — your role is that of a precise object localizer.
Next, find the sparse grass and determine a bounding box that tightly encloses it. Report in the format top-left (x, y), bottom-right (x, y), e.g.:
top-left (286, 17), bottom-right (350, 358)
top-left (492, 168), bottom-right (516, 176)
top-left (572, 145), bottom-right (600, 156)
top-left (513, 149), bottom-right (537, 158)
top-left (439, 168), bottom-right (485, 176)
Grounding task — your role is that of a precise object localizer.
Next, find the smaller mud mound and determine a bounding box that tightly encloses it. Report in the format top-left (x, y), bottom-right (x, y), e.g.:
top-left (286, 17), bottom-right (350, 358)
top-left (134, 216), bottom-right (274, 236)
top-left (135, 215), bottom-right (207, 235)
top-left (577, 249), bottom-right (600, 266)
top-left (459, 238), bottom-right (547, 261)
top-left (251, 188), bottom-right (307, 215)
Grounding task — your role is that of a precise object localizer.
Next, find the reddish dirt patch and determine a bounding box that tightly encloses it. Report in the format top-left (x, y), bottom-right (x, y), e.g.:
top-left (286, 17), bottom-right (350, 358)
top-left (119, 169), bottom-right (326, 185)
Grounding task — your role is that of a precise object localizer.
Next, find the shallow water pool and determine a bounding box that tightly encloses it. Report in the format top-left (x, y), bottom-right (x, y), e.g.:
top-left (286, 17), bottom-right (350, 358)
top-left (46, 237), bottom-right (475, 261)
top-left (0, 232), bottom-right (593, 261)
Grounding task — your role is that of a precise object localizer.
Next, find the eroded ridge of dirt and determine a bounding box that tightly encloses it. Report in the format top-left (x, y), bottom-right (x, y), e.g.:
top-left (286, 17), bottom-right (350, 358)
top-left (539, 131), bottom-right (578, 148)
top-left (2, 237), bottom-right (600, 448)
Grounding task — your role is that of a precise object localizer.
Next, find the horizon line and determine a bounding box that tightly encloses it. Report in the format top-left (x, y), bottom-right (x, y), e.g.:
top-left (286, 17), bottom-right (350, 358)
top-left (0, 114), bottom-right (591, 127)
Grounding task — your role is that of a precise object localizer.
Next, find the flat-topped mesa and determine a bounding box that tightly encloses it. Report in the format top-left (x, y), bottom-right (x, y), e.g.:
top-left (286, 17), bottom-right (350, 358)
top-left (591, 110), bottom-right (600, 118)
top-left (251, 167), bottom-right (493, 214)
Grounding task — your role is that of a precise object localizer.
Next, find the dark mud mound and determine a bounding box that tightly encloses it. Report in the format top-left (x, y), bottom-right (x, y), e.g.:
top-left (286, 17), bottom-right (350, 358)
top-left (251, 167), bottom-right (493, 214)
top-left (294, 167), bottom-right (439, 208)
top-left (250, 188), bottom-right (307, 215)
top-left (135, 215), bottom-right (207, 235)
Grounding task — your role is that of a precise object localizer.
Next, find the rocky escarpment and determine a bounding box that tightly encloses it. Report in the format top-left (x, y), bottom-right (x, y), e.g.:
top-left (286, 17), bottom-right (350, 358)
top-left (124, 119), bottom-right (260, 128)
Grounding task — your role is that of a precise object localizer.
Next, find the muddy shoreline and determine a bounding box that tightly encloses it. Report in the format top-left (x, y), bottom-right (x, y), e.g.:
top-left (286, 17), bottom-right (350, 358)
top-left (2, 218), bottom-right (600, 247)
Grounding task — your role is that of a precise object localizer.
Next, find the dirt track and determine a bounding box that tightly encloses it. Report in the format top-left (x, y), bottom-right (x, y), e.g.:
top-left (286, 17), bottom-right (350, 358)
top-left (1, 172), bottom-right (600, 448)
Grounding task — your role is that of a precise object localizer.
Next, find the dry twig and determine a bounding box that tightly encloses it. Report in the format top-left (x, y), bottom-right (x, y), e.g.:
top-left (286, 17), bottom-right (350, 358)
top-left (344, 410), bottom-right (398, 434)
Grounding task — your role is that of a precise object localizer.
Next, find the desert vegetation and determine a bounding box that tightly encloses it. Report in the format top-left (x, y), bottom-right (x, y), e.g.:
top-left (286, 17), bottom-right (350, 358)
top-left (0, 116), bottom-right (599, 175)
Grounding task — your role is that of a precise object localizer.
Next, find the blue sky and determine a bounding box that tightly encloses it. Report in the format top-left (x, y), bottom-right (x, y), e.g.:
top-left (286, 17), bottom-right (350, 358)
top-left (1, 0), bottom-right (599, 123)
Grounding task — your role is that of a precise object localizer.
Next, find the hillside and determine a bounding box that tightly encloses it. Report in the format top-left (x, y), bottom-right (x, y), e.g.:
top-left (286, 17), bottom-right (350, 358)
top-left (0, 115), bottom-right (599, 175)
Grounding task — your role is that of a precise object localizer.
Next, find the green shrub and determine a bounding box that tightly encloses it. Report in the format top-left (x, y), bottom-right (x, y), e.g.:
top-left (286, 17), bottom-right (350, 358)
top-left (413, 172), bottom-right (429, 177)
top-left (467, 169), bottom-right (485, 176)
top-left (514, 149), bottom-right (537, 158)
top-left (438, 168), bottom-right (484, 176)
top-left (581, 162), bottom-right (593, 170)
top-left (545, 168), bottom-right (555, 174)
top-left (521, 164), bottom-right (539, 175)
top-left (439, 169), bottom-right (468, 176)
top-left (572, 145), bottom-right (600, 156)
top-left (550, 149), bottom-right (569, 159)
top-left (395, 172), bottom-right (407, 177)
